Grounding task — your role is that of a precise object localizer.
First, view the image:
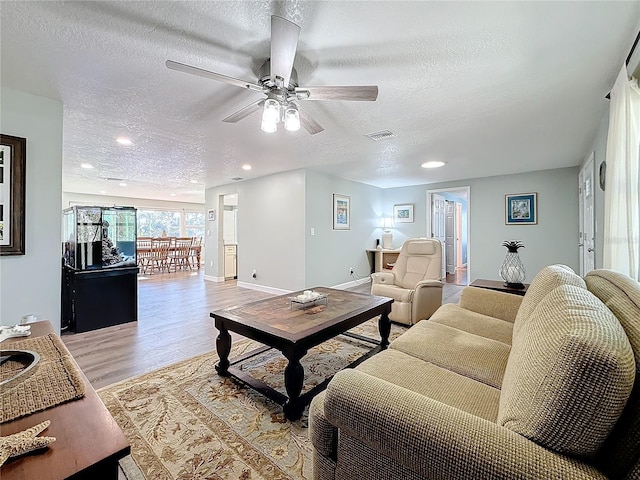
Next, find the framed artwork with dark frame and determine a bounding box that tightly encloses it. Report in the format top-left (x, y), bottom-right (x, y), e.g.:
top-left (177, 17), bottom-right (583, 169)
top-left (505, 192), bottom-right (537, 225)
top-left (393, 204), bottom-right (414, 223)
top-left (0, 134), bottom-right (26, 255)
top-left (333, 194), bottom-right (350, 230)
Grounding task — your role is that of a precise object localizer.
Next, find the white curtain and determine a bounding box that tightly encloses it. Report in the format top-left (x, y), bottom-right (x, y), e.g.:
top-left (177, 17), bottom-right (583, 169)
top-left (603, 64), bottom-right (640, 280)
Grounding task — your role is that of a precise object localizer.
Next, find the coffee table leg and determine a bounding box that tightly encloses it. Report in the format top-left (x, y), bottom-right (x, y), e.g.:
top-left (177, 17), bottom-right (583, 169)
top-left (283, 349), bottom-right (306, 420)
top-left (215, 325), bottom-right (231, 375)
top-left (379, 312), bottom-right (391, 349)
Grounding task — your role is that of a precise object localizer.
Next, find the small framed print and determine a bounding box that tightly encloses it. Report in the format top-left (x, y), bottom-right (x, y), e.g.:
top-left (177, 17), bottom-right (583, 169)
top-left (505, 193), bottom-right (537, 225)
top-left (208, 209), bottom-right (216, 222)
top-left (393, 204), bottom-right (414, 223)
top-left (333, 194), bottom-right (350, 230)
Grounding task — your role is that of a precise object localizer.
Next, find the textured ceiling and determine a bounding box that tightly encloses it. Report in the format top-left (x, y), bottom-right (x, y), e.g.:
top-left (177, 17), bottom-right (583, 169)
top-left (1, 1), bottom-right (639, 204)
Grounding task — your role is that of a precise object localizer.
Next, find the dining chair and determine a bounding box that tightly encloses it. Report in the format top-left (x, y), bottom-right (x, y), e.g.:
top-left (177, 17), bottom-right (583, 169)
top-left (189, 236), bottom-right (202, 269)
top-left (136, 237), bottom-right (153, 274)
top-left (146, 237), bottom-right (171, 274)
top-left (169, 237), bottom-right (193, 271)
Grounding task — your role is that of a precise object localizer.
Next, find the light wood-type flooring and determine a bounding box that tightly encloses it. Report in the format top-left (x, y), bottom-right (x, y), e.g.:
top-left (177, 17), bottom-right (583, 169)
top-left (62, 271), bottom-right (464, 389)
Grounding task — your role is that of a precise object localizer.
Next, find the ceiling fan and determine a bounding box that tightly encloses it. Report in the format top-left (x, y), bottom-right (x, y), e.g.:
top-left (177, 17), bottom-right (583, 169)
top-left (166, 15), bottom-right (378, 135)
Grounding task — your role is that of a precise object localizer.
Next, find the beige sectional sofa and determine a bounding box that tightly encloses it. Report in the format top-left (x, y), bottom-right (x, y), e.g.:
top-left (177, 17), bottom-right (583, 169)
top-left (309, 265), bottom-right (640, 479)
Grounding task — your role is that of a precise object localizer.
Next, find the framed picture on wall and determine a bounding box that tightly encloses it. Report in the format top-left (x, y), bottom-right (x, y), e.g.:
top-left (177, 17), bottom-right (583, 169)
top-left (333, 194), bottom-right (350, 230)
top-left (0, 134), bottom-right (26, 255)
top-left (505, 192), bottom-right (537, 225)
top-left (208, 209), bottom-right (216, 222)
top-left (393, 204), bottom-right (414, 223)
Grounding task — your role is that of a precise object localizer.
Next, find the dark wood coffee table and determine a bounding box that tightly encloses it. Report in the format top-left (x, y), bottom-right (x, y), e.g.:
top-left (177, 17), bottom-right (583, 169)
top-left (210, 287), bottom-right (393, 420)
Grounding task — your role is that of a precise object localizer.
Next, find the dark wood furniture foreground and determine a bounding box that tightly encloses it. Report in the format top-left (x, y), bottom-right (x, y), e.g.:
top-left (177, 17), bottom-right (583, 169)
top-left (1, 321), bottom-right (130, 480)
top-left (469, 278), bottom-right (530, 296)
top-left (211, 287), bottom-right (393, 420)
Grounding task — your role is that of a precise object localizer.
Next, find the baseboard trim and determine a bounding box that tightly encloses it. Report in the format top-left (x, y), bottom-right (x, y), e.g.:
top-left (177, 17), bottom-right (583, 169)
top-left (204, 275), bottom-right (225, 283)
top-left (331, 278), bottom-right (371, 290)
top-left (236, 281), bottom-right (292, 295)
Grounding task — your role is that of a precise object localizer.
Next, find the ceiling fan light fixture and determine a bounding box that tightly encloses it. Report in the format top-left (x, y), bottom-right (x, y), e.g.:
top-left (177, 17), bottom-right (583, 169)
top-left (261, 117), bottom-right (277, 133)
top-left (284, 104), bottom-right (300, 131)
top-left (262, 98), bottom-right (280, 123)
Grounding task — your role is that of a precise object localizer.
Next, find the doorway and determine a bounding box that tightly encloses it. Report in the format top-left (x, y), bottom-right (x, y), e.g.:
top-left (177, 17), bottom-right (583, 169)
top-left (222, 194), bottom-right (238, 280)
top-left (426, 187), bottom-right (470, 285)
top-left (578, 153), bottom-right (595, 276)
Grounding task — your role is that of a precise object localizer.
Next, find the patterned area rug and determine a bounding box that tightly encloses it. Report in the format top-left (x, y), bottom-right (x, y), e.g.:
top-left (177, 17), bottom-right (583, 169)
top-left (98, 319), bottom-right (406, 480)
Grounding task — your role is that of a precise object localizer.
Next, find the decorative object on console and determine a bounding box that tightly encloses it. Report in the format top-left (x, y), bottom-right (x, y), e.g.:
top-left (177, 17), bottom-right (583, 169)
top-left (0, 420), bottom-right (56, 466)
top-left (505, 192), bottom-right (537, 225)
top-left (381, 217), bottom-right (394, 248)
top-left (393, 204), bottom-right (414, 223)
top-left (0, 134), bottom-right (26, 256)
top-left (499, 240), bottom-right (526, 289)
top-left (333, 194), bottom-right (350, 230)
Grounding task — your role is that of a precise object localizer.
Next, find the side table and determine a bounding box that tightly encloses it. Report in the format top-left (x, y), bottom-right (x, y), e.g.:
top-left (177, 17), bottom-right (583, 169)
top-left (469, 279), bottom-right (530, 296)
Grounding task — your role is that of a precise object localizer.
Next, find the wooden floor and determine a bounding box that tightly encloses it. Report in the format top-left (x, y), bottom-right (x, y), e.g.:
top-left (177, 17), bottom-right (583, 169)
top-left (62, 271), bottom-right (464, 389)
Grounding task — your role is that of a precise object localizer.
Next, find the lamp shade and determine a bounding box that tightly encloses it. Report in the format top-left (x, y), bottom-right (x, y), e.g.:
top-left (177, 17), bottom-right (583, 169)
top-left (284, 104), bottom-right (300, 131)
top-left (381, 217), bottom-right (394, 230)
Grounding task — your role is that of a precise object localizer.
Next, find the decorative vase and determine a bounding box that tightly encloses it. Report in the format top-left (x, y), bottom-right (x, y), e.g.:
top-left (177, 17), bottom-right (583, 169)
top-left (499, 240), bottom-right (526, 289)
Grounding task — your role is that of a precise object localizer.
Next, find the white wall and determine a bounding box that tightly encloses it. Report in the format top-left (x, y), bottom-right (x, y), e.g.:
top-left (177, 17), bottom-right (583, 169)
top-left (383, 167), bottom-right (580, 282)
top-left (0, 88), bottom-right (63, 329)
top-left (62, 192), bottom-right (203, 211)
top-left (206, 170), bottom-right (306, 291)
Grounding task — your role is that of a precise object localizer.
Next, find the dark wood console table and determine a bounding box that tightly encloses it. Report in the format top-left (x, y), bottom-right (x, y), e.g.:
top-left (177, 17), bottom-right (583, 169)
top-left (469, 279), bottom-right (530, 296)
top-left (1, 321), bottom-right (130, 480)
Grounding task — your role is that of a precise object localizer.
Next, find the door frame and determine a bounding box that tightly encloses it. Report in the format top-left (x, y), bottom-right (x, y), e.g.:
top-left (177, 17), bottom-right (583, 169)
top-left (578, 152), bottom-right (595, 276)
top-left (426, 186), bottom-right (471, 283)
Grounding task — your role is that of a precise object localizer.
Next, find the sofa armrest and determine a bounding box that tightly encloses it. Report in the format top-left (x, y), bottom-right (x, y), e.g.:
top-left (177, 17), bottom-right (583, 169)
top-left (459, 286), bottom-right (522, 322)
top-left (412, 280), bottom-right (443, 322)
top-left (324, 370), bottom-right (606, 480)
top-left (371, 271), bottom-right (396, 285)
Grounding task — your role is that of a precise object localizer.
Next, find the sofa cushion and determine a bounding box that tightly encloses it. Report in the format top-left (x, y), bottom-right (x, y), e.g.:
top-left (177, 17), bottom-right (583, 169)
top-left (430, 303), bottom-right (513, 345)
top-left (356, 348), bottom-right (500, 421)
top-left (390, 321), bottom-right (510, 389)
top-left (513, 264), bottom-right (586, 340)
top-left (585, 270), bottom-right (640, 479)
top-left (498, 284), bottom-right (635, 457)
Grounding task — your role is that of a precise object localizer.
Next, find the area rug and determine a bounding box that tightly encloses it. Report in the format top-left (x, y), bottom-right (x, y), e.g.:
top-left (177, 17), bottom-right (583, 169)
top-left (97, 319), bottom-right (406, 480)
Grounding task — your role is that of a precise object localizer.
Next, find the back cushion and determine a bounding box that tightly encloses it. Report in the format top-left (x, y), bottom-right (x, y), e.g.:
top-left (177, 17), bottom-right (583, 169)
top-left (513, 264), bottom-right (585, 339)
top-left (498, 285), bottom-right (635, 457)
top-left (585, 270), bottom-right (640, 478)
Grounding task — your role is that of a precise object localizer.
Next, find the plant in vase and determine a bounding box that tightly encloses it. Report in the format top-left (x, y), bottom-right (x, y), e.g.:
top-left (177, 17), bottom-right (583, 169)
top-left (499, 240), bottom-right (526, 288)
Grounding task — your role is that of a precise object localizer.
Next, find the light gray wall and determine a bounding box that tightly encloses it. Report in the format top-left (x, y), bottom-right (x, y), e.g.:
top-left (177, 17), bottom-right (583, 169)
top-left (0, 88), bottom-right (63, 330)
top-left (305, 170), bottom-right (382, 287)
top-left (383, 167), bottom-right (580, 282)
top-left (206, 170), bottom-right (306, 290)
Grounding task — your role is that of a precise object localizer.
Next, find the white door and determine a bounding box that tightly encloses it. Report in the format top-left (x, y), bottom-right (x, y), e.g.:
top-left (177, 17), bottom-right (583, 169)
top-left (456, 202), bottom-right (464, 269)
top-left (445, 200), bottom-right (457, 274)
top-left (432, 193), bottom-right (446, 279)
top-left (579, 153), bottom-right (595, 276)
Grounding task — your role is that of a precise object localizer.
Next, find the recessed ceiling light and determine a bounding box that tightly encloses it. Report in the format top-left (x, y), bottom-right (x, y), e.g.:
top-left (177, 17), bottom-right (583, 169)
top-left (80, 163), bottom-right (94, 169)
top-left (421, 161), bottom-right (446, 169)
top-left (242, 164), bottom-right (252, 171)
top-left (99, 190), bottom-right (106, 194)
top-left (116, 137), bottom-right (132, 146)
top-left (118, 182), bottom-right (127, 187)
top-left (190, 179), bottom-right (199, 184)
top-left (170, 193), bottom-right (176, 197)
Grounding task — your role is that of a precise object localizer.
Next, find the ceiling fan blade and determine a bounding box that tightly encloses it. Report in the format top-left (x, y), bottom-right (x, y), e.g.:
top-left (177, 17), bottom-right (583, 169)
top-left (166, 60), bottom-right (263, 92)
top-left (221, 99), bottom-right (265, 123)
top-left (295, 85), bottom-right (379, 101)
top-left (298, 107), bottom-right (324, 135)
top-left (270, 16), bottom-right (300, 88)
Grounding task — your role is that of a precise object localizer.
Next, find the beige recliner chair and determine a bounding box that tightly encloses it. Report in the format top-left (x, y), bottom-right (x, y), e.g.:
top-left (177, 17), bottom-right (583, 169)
top-left (370, 238), bottom-right (443, 325)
